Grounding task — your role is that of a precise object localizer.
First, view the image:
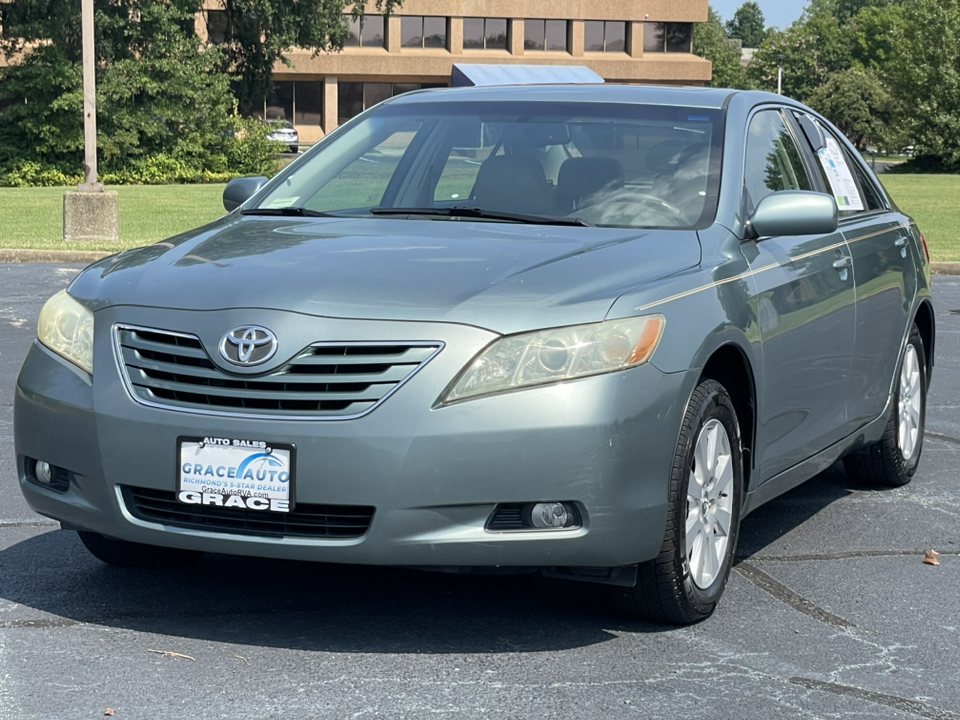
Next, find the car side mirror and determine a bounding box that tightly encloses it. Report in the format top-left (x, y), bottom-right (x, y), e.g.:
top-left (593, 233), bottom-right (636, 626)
top-left (748, 191), bottom-right (838, 238)
top-left (223, 176), bottom-right (269, 212)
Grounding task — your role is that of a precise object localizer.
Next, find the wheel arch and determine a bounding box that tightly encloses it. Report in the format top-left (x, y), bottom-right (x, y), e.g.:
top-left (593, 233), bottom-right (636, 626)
top-left (698, 343), bottom-right (757, 490)
top-left (912, 299), bottom-right (935, 385)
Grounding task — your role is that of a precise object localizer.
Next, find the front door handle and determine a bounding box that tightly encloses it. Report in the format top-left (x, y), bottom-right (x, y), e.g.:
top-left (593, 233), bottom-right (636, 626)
top-left (833, 256), bottom-right (853, 270)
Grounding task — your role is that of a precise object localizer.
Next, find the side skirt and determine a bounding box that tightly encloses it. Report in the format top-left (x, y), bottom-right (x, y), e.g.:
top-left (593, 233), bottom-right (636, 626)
top-left (741, 392), bottom-right (893, 518)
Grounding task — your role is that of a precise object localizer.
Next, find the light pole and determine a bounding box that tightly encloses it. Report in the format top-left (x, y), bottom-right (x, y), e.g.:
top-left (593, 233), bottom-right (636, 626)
top-left (777, 53), bottom-right (784, 95)
top-left (63, 0), bottom-right (119, 242)
top-left (80, 0), bottom-right (99, 191)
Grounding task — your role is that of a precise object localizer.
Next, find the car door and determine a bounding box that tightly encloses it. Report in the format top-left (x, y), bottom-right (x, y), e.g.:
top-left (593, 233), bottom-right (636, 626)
top-left (739, 108), bottom-right (857, 483)
top-left (797, 117), bottom-right (918, 428)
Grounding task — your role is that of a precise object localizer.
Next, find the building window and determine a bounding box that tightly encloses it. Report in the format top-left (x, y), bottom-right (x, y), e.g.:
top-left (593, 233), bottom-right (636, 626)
top-left (401, 16), bottom-right (446, 48)
top-left (524, 19), bottom-right (567, 52)
top-left (644, 22), bottom-right (693, 53)
top-left (250, 82), bottom-right (323, 125)
top-left (584, 21), bottom-right (626, 52)
top-left (338, 83), bottom-right (364, 126)
top-left (338, 82), bottom-right (446, 125)
top-left (295, 82), bottom-right (324, 125)
top-left (265, 82), bottom-right (294, 122)
top-left (205, 9), bottom-right (229, 44)
top-left (344, 14), bottom-right (385, 48)
top-left (463, 18), bottom-right (507, 50)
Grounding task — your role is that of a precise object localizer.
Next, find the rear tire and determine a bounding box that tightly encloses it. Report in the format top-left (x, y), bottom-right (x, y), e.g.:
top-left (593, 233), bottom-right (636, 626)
top-left (613, 379), bottom-right (743, 624)
top-left (844, 324), bottom-right (926, 488)
top-left (78, 531), bottom-right (202, 568)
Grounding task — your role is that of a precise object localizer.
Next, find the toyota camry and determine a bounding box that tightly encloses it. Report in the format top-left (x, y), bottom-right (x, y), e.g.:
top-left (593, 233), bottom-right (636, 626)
top-left (15, 85), bottom-right (934, 624)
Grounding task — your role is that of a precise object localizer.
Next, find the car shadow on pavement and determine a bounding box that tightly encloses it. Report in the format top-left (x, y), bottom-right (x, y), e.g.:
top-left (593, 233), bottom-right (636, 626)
top-left (0, 466), bottom-right (859, 653)
top-left (735, 462), bottom-right (858, 563)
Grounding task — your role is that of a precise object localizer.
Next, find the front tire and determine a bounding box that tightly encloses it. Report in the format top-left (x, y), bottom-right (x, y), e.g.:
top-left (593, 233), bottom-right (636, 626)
top-left (844, 324), bottom-right (926, 487)
top-left (614, 379), bottom-right (743, 624)
top-left (78, 531), bottom-right (202, 568)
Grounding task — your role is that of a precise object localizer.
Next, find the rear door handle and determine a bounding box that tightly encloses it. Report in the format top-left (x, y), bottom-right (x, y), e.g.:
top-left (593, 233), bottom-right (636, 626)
top-left (833, 256), bottom-right (853, 270)
top-left (894, 237), bottom-right (908, 248)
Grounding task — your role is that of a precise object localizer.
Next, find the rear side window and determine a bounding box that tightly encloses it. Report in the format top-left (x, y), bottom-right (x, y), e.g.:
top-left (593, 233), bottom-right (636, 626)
top-left (743, 110), bottom-right (812, 209)
top-left (797, 117), bottom-right (886, 217)
top-left (848, 156), bottom-right (887, 212)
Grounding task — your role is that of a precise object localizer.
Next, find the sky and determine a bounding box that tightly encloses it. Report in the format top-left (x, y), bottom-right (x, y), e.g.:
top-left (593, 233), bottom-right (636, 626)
top-left (708, 0), bottom-right (808, 30)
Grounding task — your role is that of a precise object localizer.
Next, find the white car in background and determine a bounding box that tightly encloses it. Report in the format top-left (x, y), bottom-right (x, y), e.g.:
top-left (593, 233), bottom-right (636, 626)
top-left (266, 120), bottom-right (299, 154)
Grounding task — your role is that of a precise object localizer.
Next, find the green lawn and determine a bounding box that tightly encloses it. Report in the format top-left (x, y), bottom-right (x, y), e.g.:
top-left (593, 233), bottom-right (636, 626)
top-left (0, 185), bottom-right (227, 252)
top-left (0, 175), bottom-right (957, 261)
top-left (879, 175), bottom-right (960, 263)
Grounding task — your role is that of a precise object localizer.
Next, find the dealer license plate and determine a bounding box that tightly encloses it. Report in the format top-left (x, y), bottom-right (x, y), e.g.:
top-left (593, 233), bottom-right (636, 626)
top-left (177, 437), bottom-right (295, 513)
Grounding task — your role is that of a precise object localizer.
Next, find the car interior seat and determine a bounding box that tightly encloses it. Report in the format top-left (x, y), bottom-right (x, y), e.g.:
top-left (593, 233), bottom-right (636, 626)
top-left (557, 157), bottom-right (625, 211)
top-left (471, 155), bottom-right (558, 216)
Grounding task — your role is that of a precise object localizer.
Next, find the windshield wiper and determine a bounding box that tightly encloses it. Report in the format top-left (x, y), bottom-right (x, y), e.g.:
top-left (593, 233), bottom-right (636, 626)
top-left (369, 206), bottom-right (593, 227)
top-left (241, 207), bottom-right (332, 217)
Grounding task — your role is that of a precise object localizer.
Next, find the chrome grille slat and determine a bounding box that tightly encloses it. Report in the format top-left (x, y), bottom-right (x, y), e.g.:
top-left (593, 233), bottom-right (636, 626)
top-left (288, 346), bottom-right (438, 366)
top-left (117, 332), bottom-right (210, 360)
top-left (130, 373), bottom-right (391, 402)
top-left (124, 354), bottom-right (413, 386)
top-left (139, 392), bottom-right (378, 416)
top-left (114, 324), bottom-right (441, 420)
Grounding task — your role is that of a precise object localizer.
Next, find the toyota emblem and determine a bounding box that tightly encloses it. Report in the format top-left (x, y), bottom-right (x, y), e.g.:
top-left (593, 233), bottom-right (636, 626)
top-left (219, 326), bottom-right (278, 366)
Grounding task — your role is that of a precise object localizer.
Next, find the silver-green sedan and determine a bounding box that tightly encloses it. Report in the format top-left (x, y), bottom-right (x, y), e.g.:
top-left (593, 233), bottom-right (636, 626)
top-left (16, 85), bottom-right (934, 624)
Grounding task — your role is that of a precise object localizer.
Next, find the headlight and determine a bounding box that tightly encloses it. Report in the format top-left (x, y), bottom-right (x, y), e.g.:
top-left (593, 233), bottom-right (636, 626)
top-left (442, 315), bottom-right (664, 403)
top-left (37, 290), bottom-right (94, 375)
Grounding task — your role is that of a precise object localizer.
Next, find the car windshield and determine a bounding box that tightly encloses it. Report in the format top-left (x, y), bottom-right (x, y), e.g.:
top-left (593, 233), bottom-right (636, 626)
top-left (253, 98), bottom-right (724, 229)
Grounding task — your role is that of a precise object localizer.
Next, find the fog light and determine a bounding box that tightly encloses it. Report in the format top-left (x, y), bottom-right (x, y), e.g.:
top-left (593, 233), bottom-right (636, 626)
top-left (35, 461), bottom-right (53, 484)
top-left (531, 502), bottom-right (569, 529)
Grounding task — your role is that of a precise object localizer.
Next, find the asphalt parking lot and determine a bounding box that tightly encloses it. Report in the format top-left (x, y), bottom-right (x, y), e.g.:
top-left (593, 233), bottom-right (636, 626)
top-left (1, 263), bottom-right (958, 720)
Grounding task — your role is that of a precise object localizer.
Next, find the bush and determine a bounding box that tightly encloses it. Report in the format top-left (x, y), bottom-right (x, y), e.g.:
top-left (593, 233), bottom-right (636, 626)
top-left (0, 7), bottom-right (281, 188)
top-left (0, 160), bottom-right (83, 187)
top-left (886, 155), bottom-right (960, 174)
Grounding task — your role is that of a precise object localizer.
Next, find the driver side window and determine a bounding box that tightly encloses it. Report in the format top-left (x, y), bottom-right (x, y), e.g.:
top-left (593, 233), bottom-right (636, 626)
top-left (744, 110), bottom-right (812, 210)
top-left (305, 123), bottom-right (423, 212)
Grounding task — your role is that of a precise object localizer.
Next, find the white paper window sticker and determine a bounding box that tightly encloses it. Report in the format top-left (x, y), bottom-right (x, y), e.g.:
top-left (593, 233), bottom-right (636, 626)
top-left (817, 137), bottom-right (864, 212)
top-left (264, 196), bottom-right (300, 209)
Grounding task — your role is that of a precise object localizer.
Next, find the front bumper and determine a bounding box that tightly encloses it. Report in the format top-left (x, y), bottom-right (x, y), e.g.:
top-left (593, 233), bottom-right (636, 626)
top-left (15, 305), bottom-right (693, 569)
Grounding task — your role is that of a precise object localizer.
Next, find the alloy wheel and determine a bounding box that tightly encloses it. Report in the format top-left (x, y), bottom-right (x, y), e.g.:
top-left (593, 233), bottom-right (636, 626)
top-left (685, 418), bottom-right (735, 590)
top-left (899, 343), bottom-right (922, 461)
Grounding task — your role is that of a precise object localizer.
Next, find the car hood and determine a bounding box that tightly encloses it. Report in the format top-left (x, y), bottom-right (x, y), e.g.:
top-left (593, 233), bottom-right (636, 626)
top-left (70, 215), bottom-right (701, 335)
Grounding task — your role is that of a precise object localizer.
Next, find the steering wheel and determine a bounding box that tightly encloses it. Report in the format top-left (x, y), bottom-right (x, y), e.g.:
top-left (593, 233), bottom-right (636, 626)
top-left (571, 189), bottom-right (686, 226)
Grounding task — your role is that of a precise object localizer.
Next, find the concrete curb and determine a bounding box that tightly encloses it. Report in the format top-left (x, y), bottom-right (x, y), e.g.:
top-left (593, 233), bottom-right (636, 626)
top-left (2, 249), bottom-right (960, 276)
top-left (931, 262), bottom-right (960, 276)
top-left (0, 249), bottom-right (113, 264)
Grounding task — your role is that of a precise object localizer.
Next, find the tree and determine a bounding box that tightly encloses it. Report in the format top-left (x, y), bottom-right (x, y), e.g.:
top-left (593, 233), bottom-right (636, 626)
top-left (748, 11), bottom-right (851, 102)
top-left (1, 0), bottom-right (405, 119)
top-left (0, 0), bottom-right (274, 183)
top-left (695, 8), bottom-right (750, 89)
top-left (886, 0), bottom-right (960, 167)
top-left (725, 1), bottom-right (768, 48)
top-left (212, 0), bottom-right (402, 113)
top-left (808, 68), bottom-right (893, 149)
top-left (848, 4), bottom-right (904, 71)
top-left (810, 0), bottom-right (900, 24)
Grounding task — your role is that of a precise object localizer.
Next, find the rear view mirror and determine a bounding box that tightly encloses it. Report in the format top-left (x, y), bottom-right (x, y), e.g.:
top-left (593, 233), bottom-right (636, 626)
top-left (749, 191), bottom-right (838, 238)
top-left (223, 176), bottom-right (269, 212)
top-left (502, 122), bottom-right (572, 148)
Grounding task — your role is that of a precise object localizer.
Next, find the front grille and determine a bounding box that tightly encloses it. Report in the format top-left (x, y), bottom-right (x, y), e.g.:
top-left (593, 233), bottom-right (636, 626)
top-left (122, 486), bottom-right (374, 539)
top-left (114, 325), bottom-right (441, 419)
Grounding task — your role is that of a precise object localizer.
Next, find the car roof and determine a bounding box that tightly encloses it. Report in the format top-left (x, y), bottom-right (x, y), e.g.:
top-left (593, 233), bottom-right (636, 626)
top-left (385, 84), bottom-right (752, 110)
